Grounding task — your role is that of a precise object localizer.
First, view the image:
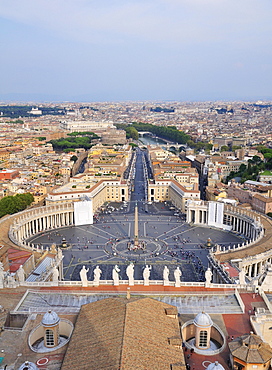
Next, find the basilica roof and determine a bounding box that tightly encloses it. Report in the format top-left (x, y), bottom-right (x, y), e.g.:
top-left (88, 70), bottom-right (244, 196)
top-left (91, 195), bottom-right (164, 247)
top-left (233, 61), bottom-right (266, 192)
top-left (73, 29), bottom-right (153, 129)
top-left (61, 297), bottom-right (186, 370)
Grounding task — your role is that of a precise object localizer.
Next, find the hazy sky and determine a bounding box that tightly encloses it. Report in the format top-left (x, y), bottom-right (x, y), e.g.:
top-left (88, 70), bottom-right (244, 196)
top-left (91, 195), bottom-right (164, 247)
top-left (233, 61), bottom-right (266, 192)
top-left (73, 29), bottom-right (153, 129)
top-left (1, 0), bottom-right (272, 102)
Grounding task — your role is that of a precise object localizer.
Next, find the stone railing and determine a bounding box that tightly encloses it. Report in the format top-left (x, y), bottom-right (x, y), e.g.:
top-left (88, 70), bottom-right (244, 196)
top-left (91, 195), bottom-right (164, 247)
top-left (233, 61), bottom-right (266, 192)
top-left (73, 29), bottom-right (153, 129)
top-left (239, 248), bottom-right (272, 270)
top-left (17, 279), bottom-right (252, 291)
top-left (259, 289), bottom-right (272, 313)
top-left (234, 288), bottom-right (245, 313)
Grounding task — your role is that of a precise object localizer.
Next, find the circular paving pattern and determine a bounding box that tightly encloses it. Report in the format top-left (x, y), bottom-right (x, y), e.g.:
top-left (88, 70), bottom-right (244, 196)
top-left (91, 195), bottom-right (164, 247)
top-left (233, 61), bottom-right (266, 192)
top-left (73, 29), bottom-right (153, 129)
top-left (104, 236), bottom-right (168, 260)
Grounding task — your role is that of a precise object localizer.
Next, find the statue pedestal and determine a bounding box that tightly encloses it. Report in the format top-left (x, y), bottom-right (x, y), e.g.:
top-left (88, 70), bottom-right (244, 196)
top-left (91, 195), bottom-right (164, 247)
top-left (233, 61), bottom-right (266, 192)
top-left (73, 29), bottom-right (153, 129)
top-left (175, 281), bottom-right (181, 288)
top-left (163, 280), bottom-right (169, 286)
top-left (144, 280), bottom-right (149, 286)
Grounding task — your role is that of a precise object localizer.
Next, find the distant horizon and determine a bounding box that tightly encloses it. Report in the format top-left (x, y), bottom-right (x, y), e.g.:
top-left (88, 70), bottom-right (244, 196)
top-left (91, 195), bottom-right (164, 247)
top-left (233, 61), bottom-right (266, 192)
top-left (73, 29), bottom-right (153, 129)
top-left (0, 95), bottom-right (272, 105)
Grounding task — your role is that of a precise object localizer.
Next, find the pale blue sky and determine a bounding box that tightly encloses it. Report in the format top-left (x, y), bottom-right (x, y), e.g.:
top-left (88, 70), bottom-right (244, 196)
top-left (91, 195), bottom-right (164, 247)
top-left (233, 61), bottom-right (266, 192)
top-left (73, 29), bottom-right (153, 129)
top-left (0, 0), bottom-right (272, 102)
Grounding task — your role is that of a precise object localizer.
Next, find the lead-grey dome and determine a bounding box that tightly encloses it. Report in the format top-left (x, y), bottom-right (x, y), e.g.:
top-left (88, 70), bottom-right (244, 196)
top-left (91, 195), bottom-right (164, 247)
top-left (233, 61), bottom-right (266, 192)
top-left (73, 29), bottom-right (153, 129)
top-left (206, 361), bottom-right (225, 370)
top-left (42, 310), bottom-right (60, 327)
top-left (193, 311), bottom-right (213, 328)
top-left (19, 361), bottom-right (39, 370)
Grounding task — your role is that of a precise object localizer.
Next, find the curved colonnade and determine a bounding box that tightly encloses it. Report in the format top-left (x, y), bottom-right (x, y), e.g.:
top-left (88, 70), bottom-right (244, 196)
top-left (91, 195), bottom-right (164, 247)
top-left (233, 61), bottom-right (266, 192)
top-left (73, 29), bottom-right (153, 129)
top-left (8, 203), bottom-right (74, 252)
top-left (187, 202), bottom-right (263, 250)
top-left (186, 201), bottom-right (272, 282)
top-left (3, 201), bottom-right (272, 285)
top-left (215, 208), bottom-right (272, 282)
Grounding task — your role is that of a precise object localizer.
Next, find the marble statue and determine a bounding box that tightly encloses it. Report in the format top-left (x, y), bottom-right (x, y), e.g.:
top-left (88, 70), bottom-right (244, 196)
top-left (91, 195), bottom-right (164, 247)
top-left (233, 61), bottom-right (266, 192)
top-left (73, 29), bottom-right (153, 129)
top-left (50, 243), bottom-right (57, 254)
top-left (17, 265), bottom-right (25, 283)
top-left (163, 266), bottom-right (170, 285)
top-left (174, 267), bottom-right (182, 287)
top-left (57, 247), bottom-right (63, 261)
top-left (0, 262), bottom-right (4, 289)
top-left (239, 268), bottom-right (246, 285)
top-left (126, 262), bottom-right (134, 286)
top-left (80, 265), bottom-right (89, 287)
top-left (93, 265), bottom-right (102, 286)
top-left (112, 265), bottom-right (121, 286)
top-left (205, 267), bottom-right (212, 286)
top-left (143, 265), bottom-right (152, 285)
top-left (52, 266), bottom-right (59, 283)
top-left (6, 273), bottom-right (16, 288)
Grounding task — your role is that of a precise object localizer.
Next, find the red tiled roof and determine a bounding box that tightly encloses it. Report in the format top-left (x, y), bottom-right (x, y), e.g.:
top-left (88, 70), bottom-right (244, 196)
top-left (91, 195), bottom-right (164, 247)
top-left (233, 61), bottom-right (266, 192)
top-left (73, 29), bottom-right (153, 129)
top-left (8, 248), bottom-right (32, 273)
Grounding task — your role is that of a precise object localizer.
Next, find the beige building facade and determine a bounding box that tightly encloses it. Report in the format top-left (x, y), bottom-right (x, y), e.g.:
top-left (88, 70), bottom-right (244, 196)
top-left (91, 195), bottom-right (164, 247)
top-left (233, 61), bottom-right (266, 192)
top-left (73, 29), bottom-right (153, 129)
top-left (148, 179), bottom-right (200, 213)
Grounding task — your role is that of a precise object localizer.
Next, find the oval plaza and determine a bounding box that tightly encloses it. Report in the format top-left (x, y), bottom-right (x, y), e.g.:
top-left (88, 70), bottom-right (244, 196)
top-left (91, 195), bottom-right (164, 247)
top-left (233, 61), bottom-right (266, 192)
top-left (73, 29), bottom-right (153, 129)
top-left (1, 149), bottom-right (272, 370)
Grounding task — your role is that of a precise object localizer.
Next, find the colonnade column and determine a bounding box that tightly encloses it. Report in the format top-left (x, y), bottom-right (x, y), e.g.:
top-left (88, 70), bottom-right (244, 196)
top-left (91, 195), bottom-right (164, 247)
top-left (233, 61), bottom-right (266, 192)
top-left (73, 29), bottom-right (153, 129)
top-left (253, 263), bottom-right (258, 277)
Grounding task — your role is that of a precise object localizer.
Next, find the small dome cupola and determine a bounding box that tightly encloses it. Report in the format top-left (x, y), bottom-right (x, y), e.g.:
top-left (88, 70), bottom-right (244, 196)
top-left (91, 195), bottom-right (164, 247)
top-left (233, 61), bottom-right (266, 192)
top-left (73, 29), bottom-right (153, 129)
top-left (193, 311), bottom-right (213, 328)
top-left (42, 310), bottom-right (60, 348)
top-left (42, 310), bottom-right (60, 327)
top-left (206, 361), bottom-right (225, 370)
top-left (193, 311), bottom-right (213, 350)
top-left (19, 361), bottom-right (39, 370)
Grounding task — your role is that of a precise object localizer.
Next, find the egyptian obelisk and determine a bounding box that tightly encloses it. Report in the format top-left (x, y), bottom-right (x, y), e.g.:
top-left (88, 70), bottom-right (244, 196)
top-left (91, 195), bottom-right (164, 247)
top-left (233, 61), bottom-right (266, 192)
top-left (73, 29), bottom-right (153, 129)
top-left (134, 202), bottom-right (139, 247)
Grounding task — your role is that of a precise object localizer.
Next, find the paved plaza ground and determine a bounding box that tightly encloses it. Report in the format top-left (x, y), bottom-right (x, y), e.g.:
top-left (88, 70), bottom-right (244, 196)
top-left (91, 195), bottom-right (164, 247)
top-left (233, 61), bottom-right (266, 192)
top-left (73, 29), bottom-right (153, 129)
top-left (28, 201), bottom-right (244, 282)
top-left (28, 149), bottom-right (244, 283)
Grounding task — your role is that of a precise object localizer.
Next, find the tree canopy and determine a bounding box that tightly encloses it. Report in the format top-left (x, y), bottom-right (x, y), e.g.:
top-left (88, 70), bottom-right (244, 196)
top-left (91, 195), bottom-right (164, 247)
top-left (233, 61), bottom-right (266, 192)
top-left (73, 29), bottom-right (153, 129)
top-left (225, 158), bottom-right (266, 183)
top-left (0, 193), bottom-right (34, 218)
top-left (116, 122), bottom-right (190, 144)
top-left (49, 132), bottom-right (99, 151)
top-left (125, 126), bottom-right (139, 140)
top-left (70, 155), bottom-right (78, 162)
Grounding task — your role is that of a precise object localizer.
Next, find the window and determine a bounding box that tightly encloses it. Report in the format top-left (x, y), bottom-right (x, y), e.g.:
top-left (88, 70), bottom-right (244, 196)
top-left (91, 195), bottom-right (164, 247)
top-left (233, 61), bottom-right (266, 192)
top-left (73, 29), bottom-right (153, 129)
top-left (45, 329), bottom-right (55, 347)
top-left (199, 330), bottom-right (208, 347)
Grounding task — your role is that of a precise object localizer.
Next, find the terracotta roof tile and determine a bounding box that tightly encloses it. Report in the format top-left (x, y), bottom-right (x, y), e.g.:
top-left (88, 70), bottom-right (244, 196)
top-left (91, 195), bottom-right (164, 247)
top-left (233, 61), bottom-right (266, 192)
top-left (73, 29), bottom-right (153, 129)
top-left (61, 297), bottom-right (186, 370)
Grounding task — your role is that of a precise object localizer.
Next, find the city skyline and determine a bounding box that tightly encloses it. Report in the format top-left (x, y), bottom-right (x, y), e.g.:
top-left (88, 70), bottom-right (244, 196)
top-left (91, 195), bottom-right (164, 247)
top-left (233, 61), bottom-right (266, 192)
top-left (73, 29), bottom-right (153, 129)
top-left (1, 0), bottom-right (272, 102)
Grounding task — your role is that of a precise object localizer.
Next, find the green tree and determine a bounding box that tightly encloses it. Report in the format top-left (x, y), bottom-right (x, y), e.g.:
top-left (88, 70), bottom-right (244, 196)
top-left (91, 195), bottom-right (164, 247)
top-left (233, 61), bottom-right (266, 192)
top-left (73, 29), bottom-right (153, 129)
top-left (0, 193), bottom-right (34, 218)
top-left (239, 163), bottom-right (247, 172)
top-left (129, 143), bottom-right (138, 148)
top-left (126, 127), bottom-right (139, 140)
top-left (220, 145), bottom-right (229, 152)
top-left (70, 155), bottom-right (78, 162)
